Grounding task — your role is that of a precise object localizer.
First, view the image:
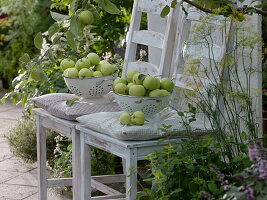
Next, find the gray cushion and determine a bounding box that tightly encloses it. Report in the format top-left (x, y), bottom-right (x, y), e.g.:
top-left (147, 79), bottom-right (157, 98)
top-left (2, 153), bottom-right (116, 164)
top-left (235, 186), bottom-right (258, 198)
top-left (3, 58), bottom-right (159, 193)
top-left (76, 108), bottom-right (211, 140)
top-left (32, 93), bottom-right (121, 121)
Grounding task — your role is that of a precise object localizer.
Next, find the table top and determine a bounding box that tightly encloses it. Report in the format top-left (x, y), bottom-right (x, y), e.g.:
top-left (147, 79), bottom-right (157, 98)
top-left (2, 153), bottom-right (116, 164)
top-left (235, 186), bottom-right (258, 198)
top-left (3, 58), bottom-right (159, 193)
top-left (33, 108), bottom-right (78, 128)
top-left (76, 124), bottom-right (184, 149)
top-left (33, 108), bottom-right (185, 148)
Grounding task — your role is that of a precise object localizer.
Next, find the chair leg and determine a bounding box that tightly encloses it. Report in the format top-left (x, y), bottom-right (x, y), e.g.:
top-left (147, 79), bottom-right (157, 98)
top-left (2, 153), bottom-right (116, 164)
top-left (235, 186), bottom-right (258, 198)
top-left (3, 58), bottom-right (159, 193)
top-left (72, 130), bottom-right (81, 200)
top-left (80, 132), bottom-right (91, 200)
top-left (36, 116), bottom-right (47, 200)
top-left (125, 148), bottom-right (138, 200)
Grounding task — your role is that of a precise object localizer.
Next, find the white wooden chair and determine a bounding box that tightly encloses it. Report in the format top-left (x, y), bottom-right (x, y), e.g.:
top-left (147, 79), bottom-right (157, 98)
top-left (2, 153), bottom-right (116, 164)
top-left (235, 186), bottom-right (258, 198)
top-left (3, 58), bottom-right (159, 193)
top-left (122, 0), bottom-right (180, 78)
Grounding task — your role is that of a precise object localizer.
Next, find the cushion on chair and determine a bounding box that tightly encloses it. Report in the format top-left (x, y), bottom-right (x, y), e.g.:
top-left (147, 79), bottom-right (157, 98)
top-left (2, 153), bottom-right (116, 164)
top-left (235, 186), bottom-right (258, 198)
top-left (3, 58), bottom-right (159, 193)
top-left (76, 108), bottom-right (212, 140)
top-left (32, 93), bottom-right (122, 121)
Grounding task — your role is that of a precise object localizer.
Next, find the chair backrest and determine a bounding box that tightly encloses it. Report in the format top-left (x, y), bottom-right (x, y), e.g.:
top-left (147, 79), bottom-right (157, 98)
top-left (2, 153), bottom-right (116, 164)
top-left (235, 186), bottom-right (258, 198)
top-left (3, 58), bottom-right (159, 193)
top-left (169, 5), bottom-right (229, 112)
top-left (122, 0), bottom-right (180, 78)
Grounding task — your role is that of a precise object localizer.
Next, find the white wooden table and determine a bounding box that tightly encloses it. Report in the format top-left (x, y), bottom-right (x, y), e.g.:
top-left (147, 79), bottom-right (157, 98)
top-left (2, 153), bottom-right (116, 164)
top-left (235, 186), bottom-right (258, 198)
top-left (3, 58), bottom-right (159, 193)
top-left (77, 125), bottom-right (183, 200)
top-left (33, 108), bottom-right (81, 200)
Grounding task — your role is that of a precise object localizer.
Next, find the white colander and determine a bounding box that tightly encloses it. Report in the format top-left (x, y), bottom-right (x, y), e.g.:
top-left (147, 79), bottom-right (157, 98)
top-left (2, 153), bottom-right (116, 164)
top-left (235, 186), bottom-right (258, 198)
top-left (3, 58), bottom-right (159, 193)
top-left (114, 92), bottom-right (171, 118)
top-left (64, 73), bottom-right (118, 98)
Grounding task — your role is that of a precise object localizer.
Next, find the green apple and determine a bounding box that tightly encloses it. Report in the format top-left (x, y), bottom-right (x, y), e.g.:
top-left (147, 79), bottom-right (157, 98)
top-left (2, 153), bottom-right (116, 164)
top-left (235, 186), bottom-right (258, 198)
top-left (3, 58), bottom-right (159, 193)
top-left (160, 77), bottom-right (174, 92)
top-left (160, 89), bottom-right (170, 96)
top-left (114, 83), bottom-right (128, 95)
top-left (60, 58), bottom-right (75, 70)
top-left (93, 71), bottom-right (103, 77)
top-left (93, 60), bottom-right (109, 71)
top-left (132, 73), bottom-right (143, 85)
top-left (101, 63), bottom-right (117, 76)
top-left (75, 58), bottom-right (91, 71)
top-left (126, 69), bottom-right (139, 83)
top-left (143, 76), bottom-right (160, 90)
top-left (127, 83), bottom-right (134, 90)
top-left (149, 89), bottom-right (162, 97)
top-left (119, 112), bottom-right (131, 125)
top-left (63, 68), bottom-right (69, 76)
top-left (131, 111), bottom-right (145, 125)
top-left (65, 67), bottom-right (79, 78)
top-left (129, 85), bottom-right (146, 96)
top-left (79, 10), bottom-right (94, 25)
top-left (99, 60), bottom-right (109, 65)
top-left (94, 64), bottom-right (102, 72)
top-left (113, 78), bottom-right (127, 88)
top-left (86, 53), bottom-right (100, 66)
top-left (79, 68), bottom-right (94, 78)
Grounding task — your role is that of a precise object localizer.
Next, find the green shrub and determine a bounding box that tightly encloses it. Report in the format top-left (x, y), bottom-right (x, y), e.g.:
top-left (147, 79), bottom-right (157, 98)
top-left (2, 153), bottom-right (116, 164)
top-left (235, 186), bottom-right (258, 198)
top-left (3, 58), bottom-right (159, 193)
top-left (6, 113), bottom-right (57, 163)
top-left (136, 136), bottom-right (251, 200)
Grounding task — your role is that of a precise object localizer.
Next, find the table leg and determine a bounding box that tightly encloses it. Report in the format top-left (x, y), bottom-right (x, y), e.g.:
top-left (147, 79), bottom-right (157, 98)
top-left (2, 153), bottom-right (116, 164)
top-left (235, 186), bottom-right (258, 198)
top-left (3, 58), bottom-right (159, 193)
top-left (81, 132), bottom-right (91, 200)
top-left (126, 148), bottom-right (137, 200)
top-left (36, 115), bottom-right (47, 200)
top-left (72, 129), bottom-right (81, 200)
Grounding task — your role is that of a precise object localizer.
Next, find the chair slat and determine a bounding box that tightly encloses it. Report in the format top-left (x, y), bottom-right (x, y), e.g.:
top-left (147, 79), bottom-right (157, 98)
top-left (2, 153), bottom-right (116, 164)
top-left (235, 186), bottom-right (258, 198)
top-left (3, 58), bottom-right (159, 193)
top-left (127, 61), bottom-right (160, 76)
top-left (137, 0), bottom-right (170, 15)
top-left (132, 30), bottom-right (164, 49)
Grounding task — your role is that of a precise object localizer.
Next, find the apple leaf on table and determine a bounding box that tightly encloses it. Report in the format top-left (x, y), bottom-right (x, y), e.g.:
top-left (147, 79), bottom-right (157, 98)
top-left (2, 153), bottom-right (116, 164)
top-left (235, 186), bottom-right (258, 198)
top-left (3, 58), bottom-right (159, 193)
top-left (66, 98), bottom-right (80, 107)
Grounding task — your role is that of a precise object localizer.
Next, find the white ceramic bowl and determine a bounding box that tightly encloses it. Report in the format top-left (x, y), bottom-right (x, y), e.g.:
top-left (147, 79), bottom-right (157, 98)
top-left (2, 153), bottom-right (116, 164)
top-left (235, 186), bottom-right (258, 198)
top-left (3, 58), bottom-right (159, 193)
top-left (113, 92), bottom-right (171, 118)
top-left (64, 72), bottom-right (118, 98)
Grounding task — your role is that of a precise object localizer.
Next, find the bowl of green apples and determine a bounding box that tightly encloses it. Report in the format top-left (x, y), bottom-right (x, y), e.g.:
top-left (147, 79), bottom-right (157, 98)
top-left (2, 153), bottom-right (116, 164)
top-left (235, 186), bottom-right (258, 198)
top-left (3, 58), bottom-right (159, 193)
top-left (113, 70), bottom-right (174, 118)
top-left (61, 53), bottom-right (118, 99)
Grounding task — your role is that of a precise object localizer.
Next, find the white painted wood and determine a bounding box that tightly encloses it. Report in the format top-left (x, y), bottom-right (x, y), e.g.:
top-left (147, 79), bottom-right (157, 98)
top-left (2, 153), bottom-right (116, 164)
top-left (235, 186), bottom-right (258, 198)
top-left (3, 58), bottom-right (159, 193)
top-left (47, 178), bottom-right (72, 188)
top-left (72, 128), bottom-right (81, 200)
top-left (33, 108), bottom-right (81, 200)
top-left (91, 194), bottom-right (126, 200)
top-left (127, 61), bottom-right (159, 76)
top-left (81, 132), bottom-right (91, 200)
top-left (77, 125), bottom-right (181, 150)
top-left (122, 0), bottom-right (180, 79)
top-left (137, 0), bottom-right (170, 15)
top-left (91, 179), bottom-right (122, 195)
top-left (77, 124), bottom-right (186, 200)
top-left (159, 3), bottom-right (180, 78)
top-left (36, 115), bottom-right (47, 200)
top-left (132, 30), bottom-right (164, 49)
top-left (125, 148), bottom-right (137, 200)
top-left (147, 14), bottom-right (165, 66)
top-left (92, 174), bottom-right (126, 184)
top-left (122, 0), bottom-right (141, 78)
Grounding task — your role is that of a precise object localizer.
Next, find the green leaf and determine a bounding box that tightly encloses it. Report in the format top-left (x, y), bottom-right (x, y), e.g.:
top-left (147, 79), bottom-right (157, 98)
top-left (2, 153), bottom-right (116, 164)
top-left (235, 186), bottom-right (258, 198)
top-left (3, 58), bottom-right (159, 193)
top-left (66, 98), bottom-right (79, 106)
top-left (100, 0), bottom-right (121, 14)
top-left (48, 23), bottom-right (59, 39)
top-left (160, 5), bottom-right (170, 18)
top-left (138, 74), bottom-right (147, 81)
top-left (67, 31), bottom-right (77, 50)
top-left (70, 15), bottom-right (79, 37)
top-left (48, 49), bottom-right (56, 63)
top-left (70, 0), bottom-right (81, 13)
top-left (34, 32), bottom-right (43, 50)
top-left (208, 182), bottom-right (218, 193)
top-left (177, 112), bottom-right (184, 116)
top-left (19, 53), bottom-right (30, 63)
top-left (30, 68), bottom-right (47, 82)
top-left (171, 1), bottom-right (178, 8)
top-left (50, 11), bottom-right (71, 22)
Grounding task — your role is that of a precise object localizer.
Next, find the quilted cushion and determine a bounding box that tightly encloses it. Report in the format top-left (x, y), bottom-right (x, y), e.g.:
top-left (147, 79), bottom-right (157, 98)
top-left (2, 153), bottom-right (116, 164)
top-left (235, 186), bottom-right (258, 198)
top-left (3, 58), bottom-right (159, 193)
top-left (32, 93), bottom-right (121, 121)
top-left (76, 108), bottom-right (211, 140)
